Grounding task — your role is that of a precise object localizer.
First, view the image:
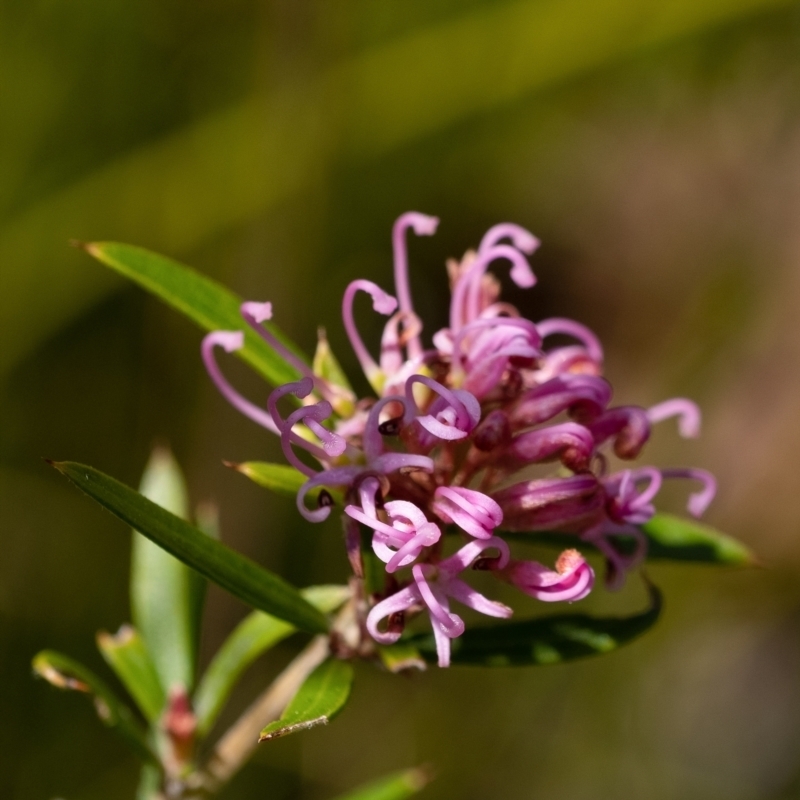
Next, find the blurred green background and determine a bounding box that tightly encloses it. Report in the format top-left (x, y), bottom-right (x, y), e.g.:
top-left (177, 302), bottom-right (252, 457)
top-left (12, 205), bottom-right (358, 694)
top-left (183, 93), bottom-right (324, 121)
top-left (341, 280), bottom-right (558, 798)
top-left (4, 1), bottom-right (800, 797)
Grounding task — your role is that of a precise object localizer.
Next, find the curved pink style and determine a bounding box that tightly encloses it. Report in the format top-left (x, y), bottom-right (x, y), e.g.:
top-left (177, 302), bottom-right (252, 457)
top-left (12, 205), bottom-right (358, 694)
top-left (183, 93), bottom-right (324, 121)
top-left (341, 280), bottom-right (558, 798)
top-left (537, 317), bottom-right (604, 364)
top-left (450, 244), bottom-right (537, 331)
top-left (201, 331), bottom-right (280, 435)
top-left (647, 398), bottom-right (701, 438)
top-left (478, 222), bottom-right (540, 256)
top-left (341, 280), bottom-right (398, 390)
top-left (392, 212), bottom-right (439, 360)
top-left (502, 549), bottom-right (594, 603)
top-left (404, 375), bottom-right (481, 441)
top-left (240, 301), bottom-right (311, 381)
top-left (660, 468), bottom-right (717, 517)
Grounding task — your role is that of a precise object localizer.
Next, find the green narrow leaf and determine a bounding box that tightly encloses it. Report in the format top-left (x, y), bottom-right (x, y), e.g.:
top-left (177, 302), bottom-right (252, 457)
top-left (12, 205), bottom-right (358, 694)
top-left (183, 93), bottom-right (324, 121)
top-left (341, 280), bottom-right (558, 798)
top-left (136, 764), bottom-right (162, 800)
top-left (230, 461), bottom-right (345, 504)
top-left (189, 500), bottom-right (221, 668)
top-left (313, 329), bottom-right (356, 418)
top-left (641, 512), bottom-right (755, 565)
top-left (331, 767), bottom-right (432, 800)
top-left (259, 658), bottom-right (353, 742)
top-left (50, 461), bottom-right (329, 635)
top-left (83, 242), bottom-right (305, 387)
top-left (409, 583), bottom-right (662, 667)
top-left (313, 329), bottom-right (353, 392)
top-left (230, 461), bottom-right (308, 497)
top-left (194, 584), bottom-right (351, 737)
top-left (96, 625), bottom-right (166, 723)
top-left (505, 513), bottom-right (755, 566)
top-left (32, 650), bottom-right (159, 764)
top-left (131, 446), bottom-right (197, 692)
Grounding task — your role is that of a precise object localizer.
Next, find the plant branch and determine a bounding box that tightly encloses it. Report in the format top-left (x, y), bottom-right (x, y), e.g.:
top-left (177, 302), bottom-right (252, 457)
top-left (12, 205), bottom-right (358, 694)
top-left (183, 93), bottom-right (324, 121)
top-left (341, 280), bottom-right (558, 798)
top-left (196, 635), bottom-right (330, 792)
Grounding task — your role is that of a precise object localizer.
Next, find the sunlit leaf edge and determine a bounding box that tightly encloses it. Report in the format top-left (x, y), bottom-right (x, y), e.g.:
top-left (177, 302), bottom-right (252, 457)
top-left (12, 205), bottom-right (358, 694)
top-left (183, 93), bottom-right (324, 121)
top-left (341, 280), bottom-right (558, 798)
top-left (193, 584), bottom-right (351, 737)
top-left (83, 241), bottom-right (305, 387)
top-left (32, 649), bottom-right (159, 764)
top-left (96, 625), bottom-right (166, 723)
top-left (501, 512), bottom-right (754, 566)
top-left (330, 766), bottom-right (433, 800)
top-left (259, 658), bottom-right (354, 741)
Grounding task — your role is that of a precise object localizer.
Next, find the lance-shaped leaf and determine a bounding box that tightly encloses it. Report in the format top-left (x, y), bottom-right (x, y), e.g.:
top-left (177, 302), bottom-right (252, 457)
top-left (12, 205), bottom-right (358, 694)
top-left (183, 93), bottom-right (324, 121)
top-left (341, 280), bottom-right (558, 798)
top-left (331, 767), bottom-right (432, 800)
top-left (409, 583), bottom-right (662, 667)
top-left (82, 242), bottom-right (304, 387)
top-left (136, 764), bottom-right (162, 800)
top-left (313, 330), bottom-right (353, 393)
top-left (96, 625), bottom-right (165, 723)
top-left (189, 500), bottom-right (221, 659)
top-left (641, 513), bottom-right (755, 564)
top-left (505, 513), bottom-right (754, 566)
top-left (194, 584), bottom-right (351, 737)
top-left (131, 446), bottom-right (199, 693)
top-left (229, 461), bottom-right (308, 498)
top-left (259, 658), bottom-right (353, 742)
top-left (32, 650), bottom-right (158, 764)
top-left (313, 330), bottom-right (356, 418)
top-left (229, 461), bottom-right (344, 505)
top-left (50, 461), bottom-right (329, 634)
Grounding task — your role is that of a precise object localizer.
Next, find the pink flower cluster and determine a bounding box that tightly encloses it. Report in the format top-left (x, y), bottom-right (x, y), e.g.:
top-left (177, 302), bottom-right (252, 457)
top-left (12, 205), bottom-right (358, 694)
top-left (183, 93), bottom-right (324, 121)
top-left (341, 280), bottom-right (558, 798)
top-left (202, 213), bottom-right (715, 667)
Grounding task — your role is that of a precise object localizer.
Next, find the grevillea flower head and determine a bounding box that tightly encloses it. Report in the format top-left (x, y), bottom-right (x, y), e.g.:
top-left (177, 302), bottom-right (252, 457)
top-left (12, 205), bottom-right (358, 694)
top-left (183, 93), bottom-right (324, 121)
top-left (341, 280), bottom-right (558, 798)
top-left (201, 211), bottom-right (717, 667)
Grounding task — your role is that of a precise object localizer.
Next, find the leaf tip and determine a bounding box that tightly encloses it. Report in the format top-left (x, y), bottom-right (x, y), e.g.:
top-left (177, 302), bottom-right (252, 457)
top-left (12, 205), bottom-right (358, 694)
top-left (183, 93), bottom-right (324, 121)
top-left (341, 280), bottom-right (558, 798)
top-left (258, 716), bottom-right (329, 742)
top-left (82, 241), bottom-right (105, 258)
top-left (96, 623), bottom-right (135, 650)
top-left (32, 652), bottom-right (90, 693)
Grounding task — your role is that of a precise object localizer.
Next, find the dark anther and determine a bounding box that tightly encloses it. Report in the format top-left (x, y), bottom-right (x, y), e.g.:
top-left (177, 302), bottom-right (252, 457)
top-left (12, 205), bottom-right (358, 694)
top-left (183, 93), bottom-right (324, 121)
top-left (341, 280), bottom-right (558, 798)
top-left (317, 489), bottom-right (334, 508)
top-left (387, 611), bottom-right (406, 634)
top-left (378, 416), bottom-right (403, 436)
top-left (473, 556), bottom-right (502, 571)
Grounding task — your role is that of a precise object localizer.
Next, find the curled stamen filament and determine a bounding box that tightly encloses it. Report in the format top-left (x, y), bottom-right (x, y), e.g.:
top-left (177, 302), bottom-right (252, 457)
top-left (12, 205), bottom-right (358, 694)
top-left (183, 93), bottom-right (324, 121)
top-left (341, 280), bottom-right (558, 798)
top-left (451, 316), bottom-right (541, 378)
top-left (478, 222), bottom-right (540, 256)
top-left (380, 310), bottom-right (423, 376)
top-left (268, 379), bottom-right (344, 473)
top-left (342, 280), bottom-right (398, 393)
top-left (609, 468), bottom-right (663, 524)
top-left (392, 212), bottom-right (439, 360)
top-left (660, 468), bottom-right (716, 517)
top-left (201, 331), bottom-right (280, 434)
top-left (281, 402), bottom-right (344, 476)
top-left (647, 399), bottom-right (701, 438)
top-left (451, 244), bottom-right (537, 332)
top-left (364, 395), bottom-right (408, 460)
top-left (346, 498), bottom-right (441, 573)
top-left (537, 318), bottom-right (604, 364)
top-left (404, 375), bottom-right (480, 440)
top-left (240, 302), bottom-right (313, 380)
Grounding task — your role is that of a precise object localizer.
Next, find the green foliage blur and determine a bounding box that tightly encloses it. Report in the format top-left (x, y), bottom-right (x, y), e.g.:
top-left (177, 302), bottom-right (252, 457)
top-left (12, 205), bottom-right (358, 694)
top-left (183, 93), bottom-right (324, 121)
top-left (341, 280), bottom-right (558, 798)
top-left (3, 1), bottom-right (800, 797)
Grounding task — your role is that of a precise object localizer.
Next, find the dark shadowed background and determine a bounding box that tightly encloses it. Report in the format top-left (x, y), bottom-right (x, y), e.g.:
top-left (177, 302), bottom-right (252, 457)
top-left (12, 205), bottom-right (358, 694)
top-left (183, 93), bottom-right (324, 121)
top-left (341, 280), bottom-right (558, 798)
top-left (3, 1), bottom-right (800, 798)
